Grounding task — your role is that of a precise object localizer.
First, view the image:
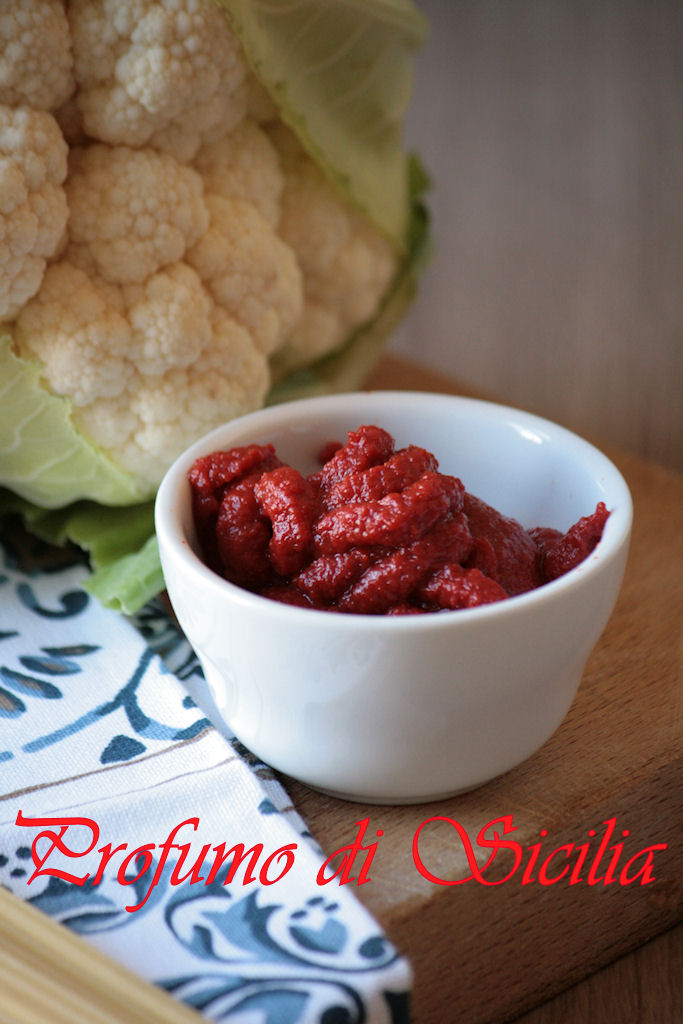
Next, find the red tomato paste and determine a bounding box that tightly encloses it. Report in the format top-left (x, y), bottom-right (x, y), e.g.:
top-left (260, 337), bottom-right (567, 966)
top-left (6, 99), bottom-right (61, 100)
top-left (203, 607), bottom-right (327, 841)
top-left (188, 425), bottom-right (610, 614)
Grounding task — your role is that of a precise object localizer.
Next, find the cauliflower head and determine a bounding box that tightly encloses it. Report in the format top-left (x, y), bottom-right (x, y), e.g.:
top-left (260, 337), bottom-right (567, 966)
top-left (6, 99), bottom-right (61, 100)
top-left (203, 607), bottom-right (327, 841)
top-left (0, 0), bottom-right (428, 613)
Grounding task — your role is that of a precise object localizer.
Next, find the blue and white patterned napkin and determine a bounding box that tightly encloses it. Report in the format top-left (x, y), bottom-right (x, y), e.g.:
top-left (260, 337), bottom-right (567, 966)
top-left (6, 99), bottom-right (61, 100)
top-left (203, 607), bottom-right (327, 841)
top-left (0, 538), bottom-right (411, 1023)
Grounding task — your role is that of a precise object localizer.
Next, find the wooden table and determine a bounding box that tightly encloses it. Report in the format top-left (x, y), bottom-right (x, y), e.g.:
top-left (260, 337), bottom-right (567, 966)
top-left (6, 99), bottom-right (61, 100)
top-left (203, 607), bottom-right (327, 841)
top-left (282, 355), bottom-right (683, 1023)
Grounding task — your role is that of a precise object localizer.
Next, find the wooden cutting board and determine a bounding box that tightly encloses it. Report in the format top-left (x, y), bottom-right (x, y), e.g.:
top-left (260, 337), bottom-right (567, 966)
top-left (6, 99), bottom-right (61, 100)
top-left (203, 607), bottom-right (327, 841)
top-left (285, 355), bottom-right (683, 1024)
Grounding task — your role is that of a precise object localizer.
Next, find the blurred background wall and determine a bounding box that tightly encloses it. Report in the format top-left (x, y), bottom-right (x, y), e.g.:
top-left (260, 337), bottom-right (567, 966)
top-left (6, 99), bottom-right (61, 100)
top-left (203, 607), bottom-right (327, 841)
top-left (389, 0), bottom-right (682, 470)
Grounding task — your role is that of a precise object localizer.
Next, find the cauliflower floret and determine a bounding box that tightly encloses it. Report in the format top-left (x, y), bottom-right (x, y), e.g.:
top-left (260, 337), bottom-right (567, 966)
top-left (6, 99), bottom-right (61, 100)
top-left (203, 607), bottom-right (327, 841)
top-left (15, 258), bottom-right (270, 487)
top-left (0, 158), bottom-right (45, 322)
top-left (269, 126), bottom-right (398, 369)
top-left (0, 106), bottom-right (69, 321)
top-left (124, 314), bottom-right (269, 480)
top-left (65, 144), bottom-right (209, 285)
top-left (68, 0), bottom-right (248, 162)
top-left (72, 310), bottom-right (268, 485)
top-left (122, 263), bottom-right (212, 376)
top-left (14, 262), bottom-right (134, 405)
top-left (0, 0), bottom-right (74, 112)
top-left (186, 194), bottom-right (303, 357)
top-left (193, 118), bottom-right (284, 228)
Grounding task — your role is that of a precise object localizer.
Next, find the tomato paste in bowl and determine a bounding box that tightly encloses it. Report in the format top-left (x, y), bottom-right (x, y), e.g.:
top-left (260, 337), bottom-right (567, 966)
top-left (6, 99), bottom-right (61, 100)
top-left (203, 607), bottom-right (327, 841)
top-left (187, 425), bottom-right (610, 615)
top-left (155, 391), bottom-right (632, 803)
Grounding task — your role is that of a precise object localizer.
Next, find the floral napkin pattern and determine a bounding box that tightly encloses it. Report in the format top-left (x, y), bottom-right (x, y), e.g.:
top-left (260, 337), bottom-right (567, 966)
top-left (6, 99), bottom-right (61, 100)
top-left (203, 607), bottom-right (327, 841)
top-left (0, 535), bottom-right (411, 1023)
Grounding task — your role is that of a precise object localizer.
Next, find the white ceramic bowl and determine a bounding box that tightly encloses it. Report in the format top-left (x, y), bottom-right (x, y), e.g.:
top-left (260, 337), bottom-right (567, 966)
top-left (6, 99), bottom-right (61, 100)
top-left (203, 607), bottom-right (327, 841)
top-left (155, 391), bottom-right (632, 804)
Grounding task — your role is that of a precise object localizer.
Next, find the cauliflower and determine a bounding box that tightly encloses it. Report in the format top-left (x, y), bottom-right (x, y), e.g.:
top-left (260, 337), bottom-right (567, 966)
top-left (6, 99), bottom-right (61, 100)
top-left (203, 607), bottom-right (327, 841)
top-left (14, 262), bottom-right (135, 407)
top-left (68, 0), bottom-right (248, 162)
top-left (65, 144), bottom-right (209, 284)
top-left (9, 131), bottom-right (301, 491)
top-left (0, 0), bottom-right (428, 613)
top-left (0, 105), bottom-right (69, 321)
top-left (0, 0), bottom-right (411, 485)
top-left (0, 0), bottom-right (74, 112)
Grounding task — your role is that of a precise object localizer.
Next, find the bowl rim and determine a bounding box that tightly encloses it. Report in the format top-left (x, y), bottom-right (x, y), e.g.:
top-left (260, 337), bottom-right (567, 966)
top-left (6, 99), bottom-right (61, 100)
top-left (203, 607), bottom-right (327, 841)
top-left (155, 390), bottom-right (633, 632)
